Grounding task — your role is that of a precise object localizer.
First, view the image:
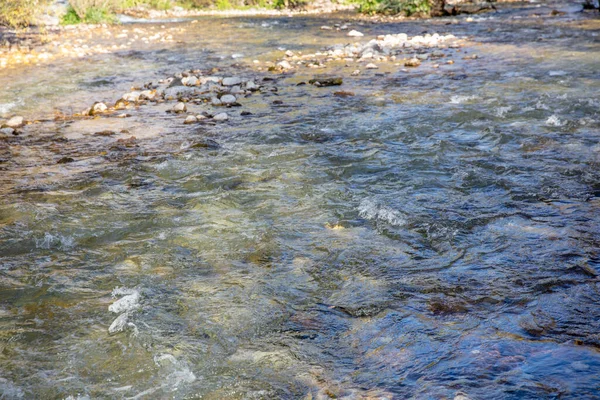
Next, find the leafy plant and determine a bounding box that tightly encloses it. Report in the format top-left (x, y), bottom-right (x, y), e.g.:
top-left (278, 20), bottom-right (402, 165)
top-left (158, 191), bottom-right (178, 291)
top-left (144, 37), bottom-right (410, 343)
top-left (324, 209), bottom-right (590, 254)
top-left (61, 6), bottom-right (82, 24)
top-left (354, 0), bottom-right (431, 15)
top-left (0, 0), bottom-right (50, 28)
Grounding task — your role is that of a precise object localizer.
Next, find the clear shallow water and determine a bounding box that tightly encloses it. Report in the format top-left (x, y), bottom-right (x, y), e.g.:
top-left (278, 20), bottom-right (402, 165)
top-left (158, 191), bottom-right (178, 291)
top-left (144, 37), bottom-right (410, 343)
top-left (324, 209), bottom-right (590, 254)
top-left (1, 4), bottom-right (600, 399)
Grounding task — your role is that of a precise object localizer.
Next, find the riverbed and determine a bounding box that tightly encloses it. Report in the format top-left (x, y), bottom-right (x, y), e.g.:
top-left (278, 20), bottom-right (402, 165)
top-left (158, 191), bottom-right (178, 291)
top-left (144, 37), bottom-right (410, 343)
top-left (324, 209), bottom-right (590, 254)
top-left (1, 2), bottom-right (600, 399)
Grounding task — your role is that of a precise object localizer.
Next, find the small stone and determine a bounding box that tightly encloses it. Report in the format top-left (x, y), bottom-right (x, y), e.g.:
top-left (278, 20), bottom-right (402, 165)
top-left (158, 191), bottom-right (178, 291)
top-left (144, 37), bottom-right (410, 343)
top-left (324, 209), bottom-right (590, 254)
top-left (277, 60), bottom-right (293, 70)
top-left (139, 90), bottom-right (155, 100)
top-left (365, 63), bottom-right (378, 69)
top-left (245, 81), bottom-right (259, 91)
top-left (348, 30), bottom-right (364, 37)
top-left (195, 114), bottom-right (207, 120)
top-left (90, 102), bottom-right (108, 115)
top-left (240, 111), bottom-right (253, 116)
top-left (309, 77), bottom-right (343, 86)
top-left (4, 116), bottom-right (24, 128)
top-left (172, 102), bottom-right (187, 113)
top-left (416, 54), bottom-right (429, 60)
top-left (57, 156), bottom-right (75, 164)
top-left (122, 92), bottom-right (140, 102)
top-left (0, 127), bottom-right (15, 135)
top-left (182, 76), bottom-right (198, 86)
top-left (222, 77), bottom-right (242, 86)
top-left (211, 97), bottom-right (222, 106)
top-left (220, 94), bottom-right (237, 105)
top-left (285, 50), bottom-right (294, 57)
top-left (351, 70), bottom-right (361, 76)
top-left (321, 26), bottom-right (333, 30)
top-left (404, 58), bottom-right (422, 67)
top-left (213, 112), bottom-right (228, 121)
top-left (115, 99), bottom-right (128, 110)
top-left (184, 115), bottom-right (198, 124)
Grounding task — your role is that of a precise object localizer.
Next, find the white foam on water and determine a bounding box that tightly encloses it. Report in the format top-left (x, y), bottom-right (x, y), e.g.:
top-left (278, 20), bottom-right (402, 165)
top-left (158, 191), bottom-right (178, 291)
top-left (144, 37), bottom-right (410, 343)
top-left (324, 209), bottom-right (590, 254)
top-left (154, 353), bottom-right (197, 388)
top-left (358, 199), bottom-right (406, 226)
top-left (449, 95), bottom-right (477, 104)
top-left (546, 115), bottom-right (565, 127)
top-left (494, 106), bottom-right (512, 118)
top-left (0, 102), bottom-right (17, 116)
top-left (35, 233), bottom-right (76, 250)
top-left (108, 292), bottom-right (140, 314)
top-left (108, 312), bottom-right (129, 334)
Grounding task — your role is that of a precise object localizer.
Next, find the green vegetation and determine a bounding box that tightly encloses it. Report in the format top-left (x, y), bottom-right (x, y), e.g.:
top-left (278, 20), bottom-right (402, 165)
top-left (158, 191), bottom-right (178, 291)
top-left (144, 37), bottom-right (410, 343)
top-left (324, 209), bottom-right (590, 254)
top-left (354, 0), bottom-right (431, 15)
top-left (0, 0), bottom-right (50, 28)
top-left (2, 0), bottom-right (434, 28)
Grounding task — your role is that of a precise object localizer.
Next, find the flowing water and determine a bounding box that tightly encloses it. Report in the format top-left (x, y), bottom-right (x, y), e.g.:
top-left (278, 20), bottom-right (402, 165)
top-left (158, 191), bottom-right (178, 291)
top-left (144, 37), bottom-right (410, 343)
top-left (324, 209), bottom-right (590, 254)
top-left (1, 3), bottom-right (600, 399)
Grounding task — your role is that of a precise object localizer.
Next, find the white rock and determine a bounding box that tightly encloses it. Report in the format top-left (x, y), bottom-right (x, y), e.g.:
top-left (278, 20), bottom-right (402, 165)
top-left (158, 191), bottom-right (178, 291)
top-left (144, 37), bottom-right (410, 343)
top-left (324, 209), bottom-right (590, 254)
top-left (211, 97), bottom-right (222, 106)
top-left (348, 30), bottom-right (364, 37)
top-left (365, 63), bottom-right (378, 69)
top-left (285, 50), bottom-right (294, 57)
top-left (108, 292), bottom-right (140, 314)
top-left (321, 25), bottom-right (333, 30)
top-left (222, 77), bottom-right (242, 86)
top-left (182, 76), bottom-right (198, 86)
top-left (122, 91), bottom-right (141, 102)
top-left (195, 114), bottom-right (207, 120)
top-left (172, 102), bottom-right (187, 113)
top-left (139, 90), bottom-right (155, 100)
top-left (92, 103), bottom-right (107, 114)
top-left (5, 116), bottom-right (23, 128)
top-left (213, 113), bottom-right (228, 121)
top-left (245, 81), bottom-right (259, 91)
top-left (220, 94), bottom-right (237, 105)
top-left (278, 60), bottom-right (293, 70)
top-left (0, 127), bottom-right (15, 135)
top-left (351, 69), bottom-right (361, 76)
top-left (184, 115), bottom-right (198, 124)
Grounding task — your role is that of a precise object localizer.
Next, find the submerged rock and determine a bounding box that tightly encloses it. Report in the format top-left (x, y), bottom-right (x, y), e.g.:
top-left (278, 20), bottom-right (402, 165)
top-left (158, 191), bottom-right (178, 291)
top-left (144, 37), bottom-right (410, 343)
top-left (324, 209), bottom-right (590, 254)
top-left (309, 77), bottom-right (343, 87)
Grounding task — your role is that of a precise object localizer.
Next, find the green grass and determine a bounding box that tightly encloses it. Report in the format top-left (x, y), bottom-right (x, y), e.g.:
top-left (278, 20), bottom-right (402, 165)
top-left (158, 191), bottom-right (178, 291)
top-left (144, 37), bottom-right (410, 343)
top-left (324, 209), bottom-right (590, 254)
top-left (61, 5), bottom-right (117, 24)
top-left (353, 0), bottom-right (431, 15)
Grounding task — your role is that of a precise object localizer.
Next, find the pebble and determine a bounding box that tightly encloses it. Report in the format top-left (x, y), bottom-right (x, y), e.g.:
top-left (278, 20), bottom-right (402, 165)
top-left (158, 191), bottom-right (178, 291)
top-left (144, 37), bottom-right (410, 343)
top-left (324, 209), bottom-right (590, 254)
top-left (351, 70), bottom-right (361, 76)
top-left (4, 116), bottom-right (24, 128)
top-left (365, 63), bottom-right (378, 69)
top-left (139, 90), bottom-right (155, 100)
top-left (222, 77), bottom-right (242, 86)
top-left (122, 91), bottom-right (141, 102)
top-left (182, 76), bottom-right (198, 86)
top-left (0, 127), bottom-right (15, 135)
top-left (213, 113), bottom-right (228, 121)
top-left (245, 81), bottom-right (259, 91)
top-left (348, 30), bottom-right (364, 37)
top-left (220, 94), bottom-right (237, 105)
top-left (172, 102), bottom-right (187, 113)
top-left (321, 26), bottom-right (333, 30)
top-left (211, 97), bottom-right (222, 106)
top-left (404, 58), bottom-right (422, 67)
top-left (91, 102), bottom-right (107, 115)
top-left (277, 60), bottom-right (293, 70)
top-left (184, 115), bottom-right (198, 124)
